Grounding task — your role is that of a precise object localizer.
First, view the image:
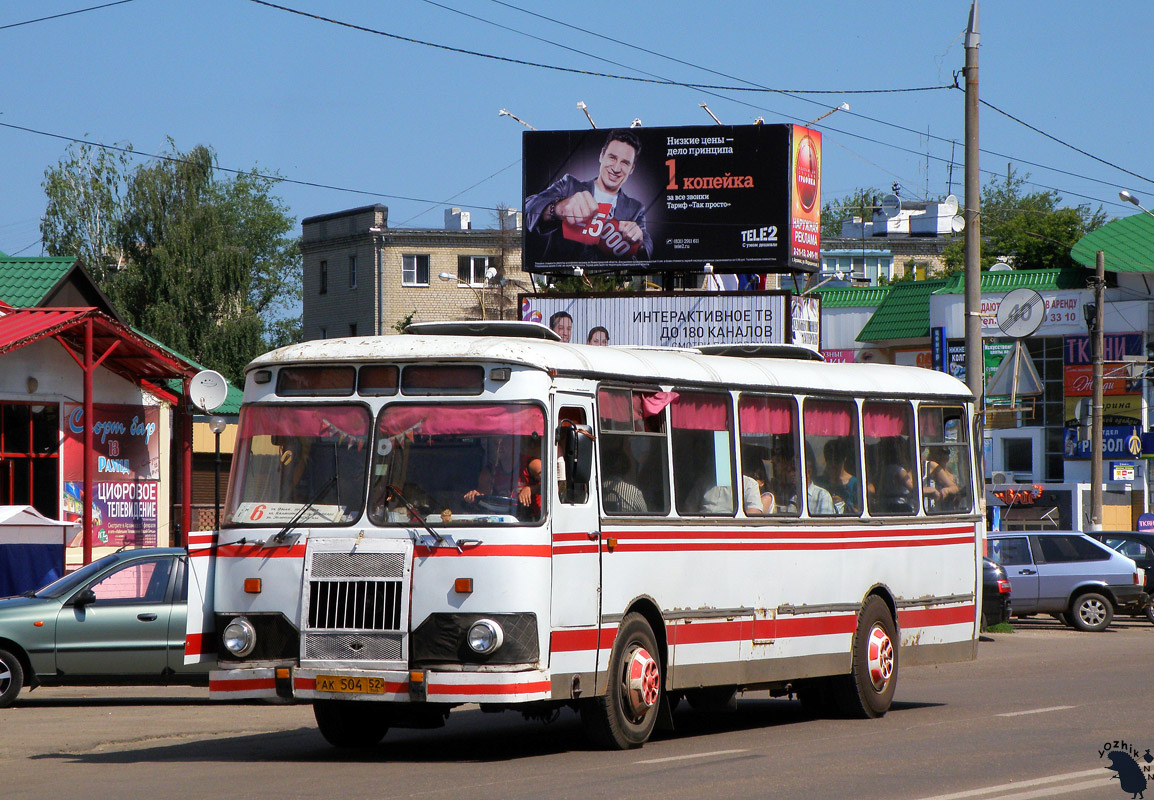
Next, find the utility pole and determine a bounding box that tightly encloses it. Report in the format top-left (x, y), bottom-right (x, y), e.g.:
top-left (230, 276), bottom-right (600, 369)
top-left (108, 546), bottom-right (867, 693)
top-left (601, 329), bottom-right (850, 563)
top-left (1090, 249), bottom-right (1105, 530)
top-left (964, 3), bottom-right (983, 410)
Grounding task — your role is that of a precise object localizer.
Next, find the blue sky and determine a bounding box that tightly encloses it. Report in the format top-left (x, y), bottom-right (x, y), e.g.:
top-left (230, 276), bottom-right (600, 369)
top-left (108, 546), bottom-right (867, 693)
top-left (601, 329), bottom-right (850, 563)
top-left (2, 0), bottom-right (1152, 257)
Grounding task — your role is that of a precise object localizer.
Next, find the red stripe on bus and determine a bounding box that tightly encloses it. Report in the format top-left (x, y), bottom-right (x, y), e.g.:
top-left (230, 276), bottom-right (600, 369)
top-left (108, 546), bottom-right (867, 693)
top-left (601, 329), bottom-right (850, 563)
top-left (211, 677), bottom-right (275, 693)
top-left (184, 633), bottom-right (215, 656)
top-left (898, 604), bottom-right (975, 627)
top-left (551, 627), bottom-right (618, 652)
top-left (774, 615), bottom-right (858, 637)
top-left (553, 544), bottom-right (600, 555)
top-left (552, 532), bottom-right (596, 543)
top-left (604, 525), bottom-right (974, 541)
top-left (603, 536), bottom-right (973, 553)
top-left (415, 544), bottom-right (552, 558)
top-left (215, 543), bottom-right (307, 558)
top-left (428, 680), bottom-right (551, 696)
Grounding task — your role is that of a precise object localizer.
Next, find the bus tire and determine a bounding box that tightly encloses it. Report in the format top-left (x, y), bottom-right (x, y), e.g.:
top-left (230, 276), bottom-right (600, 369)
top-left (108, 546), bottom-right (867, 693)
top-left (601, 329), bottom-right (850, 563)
top-left (0, 648), bottom-right (24, 708)
top-left (832, 596), bottom-right (897, 719)
top-left (581, 613), bottom-right (662, 749)
top-left (313, 700), bottom-right (390, 748)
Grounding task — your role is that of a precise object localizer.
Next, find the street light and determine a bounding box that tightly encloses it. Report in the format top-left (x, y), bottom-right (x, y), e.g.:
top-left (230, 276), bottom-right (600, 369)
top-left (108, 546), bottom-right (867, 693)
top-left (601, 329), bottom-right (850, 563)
top-left (208, 416), bottom-right (227, 530)
top-left (439, 268), bottom-right (497, 319)
top-left (576, 101), bottom-right (596, 129)
top-left (497, 108), bottom-right (536, 130)
top-left (1119, 190), bottom-right (1154, 220)
top-left (808, 101), bottom-right (850, 127)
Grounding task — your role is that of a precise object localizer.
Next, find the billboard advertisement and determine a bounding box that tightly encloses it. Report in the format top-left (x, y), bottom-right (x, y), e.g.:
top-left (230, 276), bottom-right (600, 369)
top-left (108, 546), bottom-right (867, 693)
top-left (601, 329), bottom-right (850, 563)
top-left (61, 404), bottom-right (160, 548)
top-left (522, 124), bottom-right (820, 275)
top-left (520, 292), bottom-right (790, 350)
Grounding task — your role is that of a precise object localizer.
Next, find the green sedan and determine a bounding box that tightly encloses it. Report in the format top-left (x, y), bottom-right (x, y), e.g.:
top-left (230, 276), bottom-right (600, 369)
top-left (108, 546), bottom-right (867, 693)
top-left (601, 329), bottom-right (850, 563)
top-left (0, 547), bottom-right (210, 707)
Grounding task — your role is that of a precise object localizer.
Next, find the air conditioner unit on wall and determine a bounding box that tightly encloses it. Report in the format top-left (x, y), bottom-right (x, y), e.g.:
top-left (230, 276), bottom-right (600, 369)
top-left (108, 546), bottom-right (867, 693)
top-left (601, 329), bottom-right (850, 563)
top-left (991, 471), bottom-right (1011, 484)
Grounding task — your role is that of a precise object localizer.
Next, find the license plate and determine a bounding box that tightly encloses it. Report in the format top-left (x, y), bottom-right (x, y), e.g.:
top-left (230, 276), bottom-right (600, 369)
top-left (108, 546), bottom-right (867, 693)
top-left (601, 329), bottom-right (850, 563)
top-left (315, 675), bottom-right (388, 694)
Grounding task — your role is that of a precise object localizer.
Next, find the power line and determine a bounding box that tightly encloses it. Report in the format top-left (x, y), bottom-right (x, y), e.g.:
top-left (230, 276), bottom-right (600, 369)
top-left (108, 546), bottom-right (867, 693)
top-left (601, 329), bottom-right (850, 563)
top-left (0, 0), bottom-right (138, 32)
top-left (0, 120), bottom-right (507, 216)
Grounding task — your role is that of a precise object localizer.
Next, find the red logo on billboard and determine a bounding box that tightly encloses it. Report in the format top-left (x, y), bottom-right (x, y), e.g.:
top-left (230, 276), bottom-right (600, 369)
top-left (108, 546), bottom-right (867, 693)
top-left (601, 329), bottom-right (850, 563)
top-left (795, 136), bottom-right (818, 212)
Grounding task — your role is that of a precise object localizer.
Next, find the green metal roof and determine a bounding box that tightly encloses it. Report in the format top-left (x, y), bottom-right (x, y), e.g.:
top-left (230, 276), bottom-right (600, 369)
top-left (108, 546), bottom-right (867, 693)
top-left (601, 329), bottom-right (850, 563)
top-left (0, 255), bottom-right (77, 307)
top-left (1071, 212), bottom-right (1154, 273)
top-left (855, 278), bottom-right (949, 343)
top-left (934, 266), bottom-right (1087, 294)
top-left (811, 285), bottom-right (892, 308)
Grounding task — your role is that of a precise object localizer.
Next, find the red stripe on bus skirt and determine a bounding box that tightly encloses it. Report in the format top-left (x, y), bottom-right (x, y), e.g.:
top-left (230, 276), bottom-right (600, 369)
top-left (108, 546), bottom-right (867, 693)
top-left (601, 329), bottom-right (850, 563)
top-left (211, 676), bottom-right (275, 693)
top-left (428, 680), bottom-right (551, 696)
top-left (898, 604), bottom-right (975, 627)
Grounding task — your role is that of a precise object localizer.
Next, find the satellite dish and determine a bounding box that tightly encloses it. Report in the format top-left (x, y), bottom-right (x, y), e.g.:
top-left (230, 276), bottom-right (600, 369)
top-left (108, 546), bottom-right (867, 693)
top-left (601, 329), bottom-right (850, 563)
top-left (989, 260), bottom-right (1012, 272)
top-left (941, 194), bottom-right (959, 216)
top-left (950, 214), bottom-right (966, 233)
top-left (880, 194), bottom-right (902, 219)
top-left (191, 370), bottom-right (228, 412)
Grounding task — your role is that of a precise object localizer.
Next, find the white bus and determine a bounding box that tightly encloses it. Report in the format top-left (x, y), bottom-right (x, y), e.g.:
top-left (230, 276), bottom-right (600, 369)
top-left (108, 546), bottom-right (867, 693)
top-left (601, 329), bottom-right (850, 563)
top-left (186, 321), bottom-right (982, 750)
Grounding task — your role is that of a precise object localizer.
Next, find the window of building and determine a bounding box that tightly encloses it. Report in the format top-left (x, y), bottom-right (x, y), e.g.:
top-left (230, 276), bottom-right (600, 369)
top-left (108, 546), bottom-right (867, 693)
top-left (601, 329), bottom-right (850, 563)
top-left (458, 255), bottom-right (492, 287)
top-left (349, 323), bottom-right (357, 337)
top-left (348, 254), bottom-right (357, 289)
top-left (319, 260), bottom-right (328, 294)
top-left (0, 403), bottom-right (60, 517)
top-left (402, 254), bottom-right (430, 286)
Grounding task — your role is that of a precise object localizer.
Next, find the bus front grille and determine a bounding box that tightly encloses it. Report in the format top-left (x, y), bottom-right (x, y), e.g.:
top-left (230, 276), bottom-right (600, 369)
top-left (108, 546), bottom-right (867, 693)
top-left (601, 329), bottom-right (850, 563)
top-left (307, 579), bottom-right (403, 631)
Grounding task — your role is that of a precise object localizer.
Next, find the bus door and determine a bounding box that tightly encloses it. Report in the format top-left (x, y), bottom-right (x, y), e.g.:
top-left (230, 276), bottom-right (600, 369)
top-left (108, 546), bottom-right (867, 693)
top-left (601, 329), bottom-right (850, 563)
top-left (549, 394), bottom-right (602, 682)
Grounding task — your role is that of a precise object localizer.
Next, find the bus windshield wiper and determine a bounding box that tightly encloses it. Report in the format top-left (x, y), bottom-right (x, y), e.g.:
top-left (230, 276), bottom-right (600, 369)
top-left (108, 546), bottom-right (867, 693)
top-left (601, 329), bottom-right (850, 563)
top-left (270, 474), bottom-right (338, 545)
top-left (386, 484), bottom-right (449, 548)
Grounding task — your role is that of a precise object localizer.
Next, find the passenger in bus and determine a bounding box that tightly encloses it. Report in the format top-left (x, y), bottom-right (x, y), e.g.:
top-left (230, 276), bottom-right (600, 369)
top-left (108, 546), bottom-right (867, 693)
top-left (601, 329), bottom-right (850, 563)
top-left (740, 446), bottom-right (774, 515)
top-left (464, 438), bottom-right (519, 503)
top-left (868, 438), bottom-right (916, 513)
top-left (922, 446), bottom-right (960, 511)
top-left (517, 458), bottom-right (543, 518)
top-left (601, 437), bottom-right (648, 514)
top-left (817, 438), bottom-right (862, 515)
top-left (771, 445), bottom-right (835, 515)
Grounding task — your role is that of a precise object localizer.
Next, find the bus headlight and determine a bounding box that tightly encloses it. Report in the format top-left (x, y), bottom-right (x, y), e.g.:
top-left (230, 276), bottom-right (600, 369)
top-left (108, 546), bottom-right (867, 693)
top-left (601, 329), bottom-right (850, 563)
top-left (222, 616), bottom-right (257, 657)
top-left (466, 619), bottom-right (504, 655)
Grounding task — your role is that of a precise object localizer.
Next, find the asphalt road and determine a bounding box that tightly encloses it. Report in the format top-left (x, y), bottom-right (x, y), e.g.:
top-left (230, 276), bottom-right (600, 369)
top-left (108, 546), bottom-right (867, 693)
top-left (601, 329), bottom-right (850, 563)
top-left (5, 616), bottom-right (1152, 800)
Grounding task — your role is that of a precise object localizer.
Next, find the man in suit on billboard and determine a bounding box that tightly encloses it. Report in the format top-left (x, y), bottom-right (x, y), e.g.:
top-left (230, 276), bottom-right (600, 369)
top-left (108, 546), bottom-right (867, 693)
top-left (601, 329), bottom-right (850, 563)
top-left (525, 130), bottom-right (653, 264)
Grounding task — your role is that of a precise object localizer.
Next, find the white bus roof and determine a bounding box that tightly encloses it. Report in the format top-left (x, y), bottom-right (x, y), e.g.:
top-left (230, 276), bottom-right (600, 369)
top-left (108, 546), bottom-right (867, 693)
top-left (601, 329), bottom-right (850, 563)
top-left (250, 334), bottom-right (973, 401)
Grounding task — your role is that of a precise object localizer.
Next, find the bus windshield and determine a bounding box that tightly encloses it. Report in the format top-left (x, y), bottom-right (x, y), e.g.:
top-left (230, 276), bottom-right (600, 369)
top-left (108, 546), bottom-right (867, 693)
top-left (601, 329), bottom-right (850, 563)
top-left (225, 404), bottom-right (371, 526)
top-left (368, 403), bottom-right (546, 526)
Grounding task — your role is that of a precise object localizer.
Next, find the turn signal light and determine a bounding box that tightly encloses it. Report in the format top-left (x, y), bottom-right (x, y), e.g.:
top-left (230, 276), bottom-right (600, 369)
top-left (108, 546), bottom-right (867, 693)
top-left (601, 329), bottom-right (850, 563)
top-left (244, 578), bottom-right (262, 594)
top-left (454, 578), bottom-right (473, 594)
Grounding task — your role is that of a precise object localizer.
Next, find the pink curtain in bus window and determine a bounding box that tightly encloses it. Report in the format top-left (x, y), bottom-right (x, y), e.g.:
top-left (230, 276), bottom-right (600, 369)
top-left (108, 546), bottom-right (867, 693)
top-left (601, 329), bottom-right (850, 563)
top-left (738, 396), bottom-right (794, 434)
top-left (378, 404), bottom-right (544, 437)
top-left (239, 405), bottom-right (370, 439)
top-left (862, 404), bottom-right (910, 437)
top-left (598, 390), bottom-right (632, 424)
top-left (639, 391), bottom-right (679, 417)
top-left (671, 393), bottom-right (729, 431)
top-left (803, 400), bottom-right (855, 437)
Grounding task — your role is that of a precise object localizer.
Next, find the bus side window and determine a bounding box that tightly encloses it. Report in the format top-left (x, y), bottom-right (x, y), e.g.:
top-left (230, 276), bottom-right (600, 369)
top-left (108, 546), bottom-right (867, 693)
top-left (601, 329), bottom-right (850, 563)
top-left (919, 406), bottom-right (973, 514)
top-left (863, 401), bottom-right (917, 516)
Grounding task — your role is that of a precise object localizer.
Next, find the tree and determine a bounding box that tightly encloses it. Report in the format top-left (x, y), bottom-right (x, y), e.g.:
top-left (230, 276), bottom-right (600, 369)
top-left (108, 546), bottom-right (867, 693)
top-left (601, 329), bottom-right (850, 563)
top-left (40, 141), bottom-right (134, 284)
top-left (942, 168), bottom-right (1106, 272)
top-left (41, 140), bottom-right (302, 384)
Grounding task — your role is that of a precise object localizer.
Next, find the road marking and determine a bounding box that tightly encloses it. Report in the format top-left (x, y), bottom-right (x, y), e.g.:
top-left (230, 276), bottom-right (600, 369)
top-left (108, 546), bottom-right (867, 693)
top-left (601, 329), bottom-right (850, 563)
top-left (995, 705), bottom-right (1076, 717)
top-left (635, 748), bottom-right (748, 765)
top-left (909, 769), bottom-right (1106, 800)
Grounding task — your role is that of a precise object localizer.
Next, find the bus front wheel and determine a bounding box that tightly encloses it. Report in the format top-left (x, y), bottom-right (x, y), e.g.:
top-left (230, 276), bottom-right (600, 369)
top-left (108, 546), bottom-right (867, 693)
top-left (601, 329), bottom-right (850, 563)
top-left (832, 596), bottom-right (898, 719)
top-left (581, 613), bottom-right (662, 749)
top-left (313, 700), bottom-right (390, 748)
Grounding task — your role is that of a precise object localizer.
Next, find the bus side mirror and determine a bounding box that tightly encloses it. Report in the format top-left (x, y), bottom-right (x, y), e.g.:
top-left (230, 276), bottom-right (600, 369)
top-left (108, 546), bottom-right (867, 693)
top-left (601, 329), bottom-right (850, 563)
top-left (558, 423), bottom-right (594, 500)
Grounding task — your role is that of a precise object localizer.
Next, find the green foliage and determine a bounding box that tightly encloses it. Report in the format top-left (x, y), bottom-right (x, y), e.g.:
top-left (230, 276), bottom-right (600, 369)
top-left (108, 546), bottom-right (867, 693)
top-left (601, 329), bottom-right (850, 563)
top-left (942, 168), bottom-right (1106, 272)
top-left (392, 310), bottom-right (417, 334)
top-left (40, 140), bottom-right (302, 384)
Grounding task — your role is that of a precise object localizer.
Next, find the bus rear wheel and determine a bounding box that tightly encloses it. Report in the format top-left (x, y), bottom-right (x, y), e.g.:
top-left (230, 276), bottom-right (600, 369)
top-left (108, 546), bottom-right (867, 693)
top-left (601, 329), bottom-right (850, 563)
top-left (831, 596), bottom-right (898, 719)
top-left (581, 613), bottom-right (662, 749)
top-left (313, 700), bottom-right (390, 748)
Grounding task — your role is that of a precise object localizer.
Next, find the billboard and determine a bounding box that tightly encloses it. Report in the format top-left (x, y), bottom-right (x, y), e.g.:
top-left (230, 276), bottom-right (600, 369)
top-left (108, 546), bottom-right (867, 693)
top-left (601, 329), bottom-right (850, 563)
top-left (61, 403), bottom-right (160, 548)
top-left (520, 292), bottom-right (791, 350)
top-left (521, 124), bottom-right (820, 275)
